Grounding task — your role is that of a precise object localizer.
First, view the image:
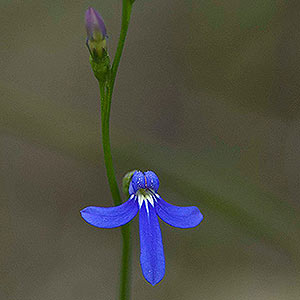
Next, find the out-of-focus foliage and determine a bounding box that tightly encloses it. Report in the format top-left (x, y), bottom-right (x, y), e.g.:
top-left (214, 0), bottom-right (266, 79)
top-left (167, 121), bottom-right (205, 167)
top-left (1, 0), bottom-right (299, 299)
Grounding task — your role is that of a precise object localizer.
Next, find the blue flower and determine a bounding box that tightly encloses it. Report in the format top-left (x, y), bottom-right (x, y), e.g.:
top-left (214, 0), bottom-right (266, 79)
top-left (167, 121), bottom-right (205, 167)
top-left (80, 170), bottom-right (203, 286)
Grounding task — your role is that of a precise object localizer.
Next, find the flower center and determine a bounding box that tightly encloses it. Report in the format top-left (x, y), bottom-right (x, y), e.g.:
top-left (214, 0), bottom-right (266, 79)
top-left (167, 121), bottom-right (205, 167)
top-left (136, 189), bottom-right (155, 214)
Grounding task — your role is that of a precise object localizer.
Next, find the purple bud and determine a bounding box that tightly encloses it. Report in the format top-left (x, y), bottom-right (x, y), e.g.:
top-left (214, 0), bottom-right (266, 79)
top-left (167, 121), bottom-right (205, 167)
top-left (85, 7), bottom-right (107, 40)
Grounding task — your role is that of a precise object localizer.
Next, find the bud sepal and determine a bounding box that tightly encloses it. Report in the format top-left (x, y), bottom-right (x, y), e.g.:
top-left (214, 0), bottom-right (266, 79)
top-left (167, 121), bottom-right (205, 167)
top-left (122, 170), bottom-right (137, 199)
top-left (89, 48), bottom-right (111, 82)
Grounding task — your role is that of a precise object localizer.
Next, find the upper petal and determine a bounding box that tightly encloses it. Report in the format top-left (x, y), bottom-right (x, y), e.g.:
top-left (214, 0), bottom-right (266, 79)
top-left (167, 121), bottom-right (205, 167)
top-left (144, 171), bottom-right (159, 192)
top-left (139, 202), bottom-right (165, 286)
top-left (80, 196), bottom-right (138, 228)
top-left (131, 171), bottom-right (145, 193)
top-left (155, 196), bottom-right (203, 228)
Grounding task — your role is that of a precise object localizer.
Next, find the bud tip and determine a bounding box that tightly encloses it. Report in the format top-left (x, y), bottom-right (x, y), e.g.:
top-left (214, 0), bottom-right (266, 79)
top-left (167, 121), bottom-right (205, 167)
top-left (85, 7), bottom-right (107, 39)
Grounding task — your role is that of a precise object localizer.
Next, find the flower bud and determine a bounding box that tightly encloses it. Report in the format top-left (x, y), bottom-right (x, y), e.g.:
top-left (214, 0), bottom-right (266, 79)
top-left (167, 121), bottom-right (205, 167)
top-left (85, 7), bottom-right (110, 82)
top-left (85, 7), bottom-right (107, 58)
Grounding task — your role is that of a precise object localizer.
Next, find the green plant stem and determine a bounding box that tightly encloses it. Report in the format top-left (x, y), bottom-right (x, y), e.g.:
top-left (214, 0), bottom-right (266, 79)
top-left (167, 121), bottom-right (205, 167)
top-left (100, 82), bottom-right (121, 205)
top-left (119, 223), bottom-right (131, 300)
top-left (100, 84), bottom-right (132, 300)
top-left (105, 0), bottom-right (133, 128)
top-left (98, 1), bottom-right (134, 300)
top-left (111, 0), bottom-right (133, 92)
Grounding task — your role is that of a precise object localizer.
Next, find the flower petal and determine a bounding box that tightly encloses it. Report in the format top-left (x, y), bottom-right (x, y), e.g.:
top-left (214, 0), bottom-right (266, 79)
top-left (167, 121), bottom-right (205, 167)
top-left (144, 171), bottom-right (159, 192)
top-left (131, 170), bottom-right (145, 193)
top-left (155, 196), bottom-right (203, 228)
top-left (85, 7), bottom-right (107, 39)
top-left (80, 196), bottom-right (138, 228)
top-left (139, 203), bottom-right (165, 286)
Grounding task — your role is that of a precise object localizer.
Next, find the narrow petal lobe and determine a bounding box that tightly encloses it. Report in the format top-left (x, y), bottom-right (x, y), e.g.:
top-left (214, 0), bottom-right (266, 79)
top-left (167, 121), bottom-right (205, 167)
top-left (155, 196), bottom-right (203, 228)
top-left (80, 196), bottom-right (138, 228)
top-left (139, 203), bottom-right (165, 286)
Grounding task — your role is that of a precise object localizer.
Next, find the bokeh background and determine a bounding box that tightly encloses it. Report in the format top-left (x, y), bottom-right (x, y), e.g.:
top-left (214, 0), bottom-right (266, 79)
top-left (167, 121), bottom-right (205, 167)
top-left (1, 0), bottom-right (300, 299)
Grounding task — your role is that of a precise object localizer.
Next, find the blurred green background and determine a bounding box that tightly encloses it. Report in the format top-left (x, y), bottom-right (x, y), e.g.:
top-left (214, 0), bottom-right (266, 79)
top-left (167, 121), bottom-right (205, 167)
top-left (1, 0), bottom-right (300, 299)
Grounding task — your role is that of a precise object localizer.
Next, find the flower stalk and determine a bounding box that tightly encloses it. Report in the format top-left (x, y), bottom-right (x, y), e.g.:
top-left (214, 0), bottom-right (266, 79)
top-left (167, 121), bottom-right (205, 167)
top-left (86, 1), bottom-right (134, 299)
top-left (99, 83), bottom-right (132, 299)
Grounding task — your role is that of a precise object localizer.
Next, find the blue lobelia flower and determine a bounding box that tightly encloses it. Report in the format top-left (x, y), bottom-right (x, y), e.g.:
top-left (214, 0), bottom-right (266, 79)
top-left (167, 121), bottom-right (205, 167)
top-left (80, 170), bottom-right (203, 286)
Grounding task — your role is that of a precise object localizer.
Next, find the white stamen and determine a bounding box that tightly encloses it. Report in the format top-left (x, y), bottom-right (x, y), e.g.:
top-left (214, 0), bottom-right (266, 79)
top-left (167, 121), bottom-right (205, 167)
top-left (136, 190), bottom-right (155, 215)
top-left (145, 194), bottom-right (154, 206)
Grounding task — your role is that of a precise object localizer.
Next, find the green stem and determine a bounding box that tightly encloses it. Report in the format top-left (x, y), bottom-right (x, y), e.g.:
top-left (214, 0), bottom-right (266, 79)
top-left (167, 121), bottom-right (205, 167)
top-left (119, 223), bottom-right (131, 300)
top-left (99, 84), bottom-right (131, 300)
top-left (105, 0), bottom-right (133, 127)
top-left (98, 1), bottom-right (134, 299)
top-left (100, 83), bottom-right (121, 205)
top-left (111, 0), bottom-right (133, 92)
